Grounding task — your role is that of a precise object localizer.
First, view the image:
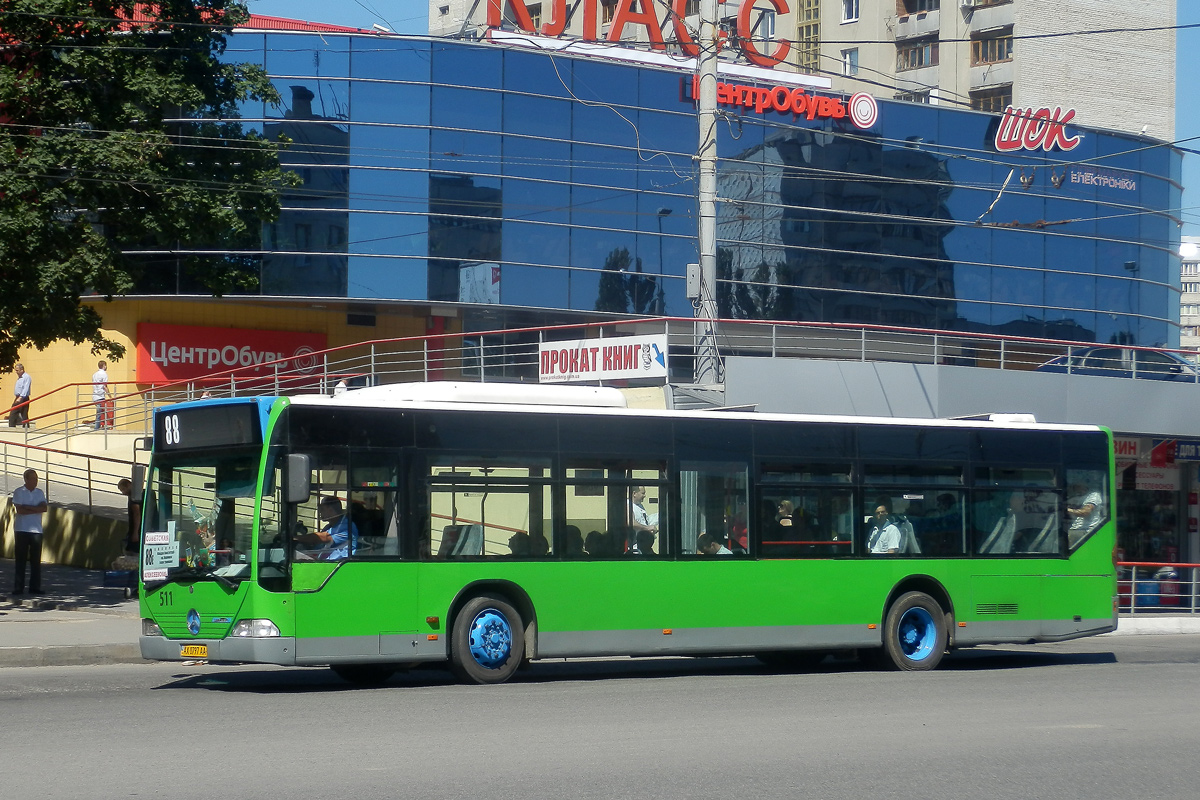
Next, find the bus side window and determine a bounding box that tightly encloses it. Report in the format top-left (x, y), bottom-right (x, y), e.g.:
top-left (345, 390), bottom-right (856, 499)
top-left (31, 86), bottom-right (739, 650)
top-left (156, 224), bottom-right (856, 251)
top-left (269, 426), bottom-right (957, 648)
top-left (974, 492), bottom-right (1017, 555)
top-left (1065, 468), bottom-right (1107, 551)
top-left (757, 464), bottom-right (854, 558)
top-left (426, 458), bottom-right (553, 558)
top-left (565, 463), bottom-right (666, 557)
top-left (973, 467), bottom-right (1062, 556)
top-left (1015, 490), bottom-right (1060, 554)
top-left (756, 491), bottom-right (856, 557)
top-left (680, 462), bottom-right (746, 556)
top-left (349, 491), bottom-right (395, 558)
top-left (863, 465), bottom-right (964, 556)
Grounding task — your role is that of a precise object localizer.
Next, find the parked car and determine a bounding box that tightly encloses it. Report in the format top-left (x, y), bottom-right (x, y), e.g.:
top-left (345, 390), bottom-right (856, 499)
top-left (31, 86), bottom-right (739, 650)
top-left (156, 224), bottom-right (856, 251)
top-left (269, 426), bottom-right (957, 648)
top-left (1036, 347), bottom-right (1200, 381)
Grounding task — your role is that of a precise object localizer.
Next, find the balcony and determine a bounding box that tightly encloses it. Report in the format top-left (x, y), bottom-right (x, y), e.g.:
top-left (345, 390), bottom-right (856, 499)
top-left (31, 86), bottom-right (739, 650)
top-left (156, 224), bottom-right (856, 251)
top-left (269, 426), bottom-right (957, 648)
top-left (970, 60), bottom-right (1013, 89)
top-left (895, 9), bottom-right (941, 41)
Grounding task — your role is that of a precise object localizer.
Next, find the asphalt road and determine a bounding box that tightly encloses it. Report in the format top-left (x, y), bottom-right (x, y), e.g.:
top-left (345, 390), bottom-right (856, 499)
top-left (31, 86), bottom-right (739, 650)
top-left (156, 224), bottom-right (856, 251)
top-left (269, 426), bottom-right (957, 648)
top-left (5, 636), bottom-right (1200, 799)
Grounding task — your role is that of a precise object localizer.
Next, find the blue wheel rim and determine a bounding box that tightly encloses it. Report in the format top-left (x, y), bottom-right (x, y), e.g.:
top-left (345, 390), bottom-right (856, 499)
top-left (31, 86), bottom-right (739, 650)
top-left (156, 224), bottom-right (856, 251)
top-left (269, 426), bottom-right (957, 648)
top-left (467, 608), bottom-right (513, 669)
top-left (897, 606), bottom-right (937, 661)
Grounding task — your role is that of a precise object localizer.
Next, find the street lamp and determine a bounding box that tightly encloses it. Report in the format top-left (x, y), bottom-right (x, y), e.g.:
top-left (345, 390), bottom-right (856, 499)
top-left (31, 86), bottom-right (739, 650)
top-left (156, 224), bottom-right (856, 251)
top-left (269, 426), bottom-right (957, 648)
top-left (656, 207), bottom-right (672, 314)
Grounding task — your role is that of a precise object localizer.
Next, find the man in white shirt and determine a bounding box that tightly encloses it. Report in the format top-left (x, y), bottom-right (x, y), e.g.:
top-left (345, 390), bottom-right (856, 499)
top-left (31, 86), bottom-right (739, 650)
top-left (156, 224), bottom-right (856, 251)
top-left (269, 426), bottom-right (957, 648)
top-left (627, 486), bottom-right (657, 553)
top-left (697, 532), bottom-right (732, 555)
top-left (11, 469), bottom-right (48, 595)
top-left (867, 503), bottom-right (901, 555)
top-left (1067, 482), bottom-right (1105, 547)
top-left (92, 360), bottom-right (109, 429)
top-left (9, 363), bottom-right (31, 428)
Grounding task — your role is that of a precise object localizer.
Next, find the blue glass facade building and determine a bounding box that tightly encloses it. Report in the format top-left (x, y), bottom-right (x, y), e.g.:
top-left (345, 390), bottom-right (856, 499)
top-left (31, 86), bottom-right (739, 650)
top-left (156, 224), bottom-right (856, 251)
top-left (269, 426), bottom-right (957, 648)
top-left (208, 32), bottom-right (1182, 346)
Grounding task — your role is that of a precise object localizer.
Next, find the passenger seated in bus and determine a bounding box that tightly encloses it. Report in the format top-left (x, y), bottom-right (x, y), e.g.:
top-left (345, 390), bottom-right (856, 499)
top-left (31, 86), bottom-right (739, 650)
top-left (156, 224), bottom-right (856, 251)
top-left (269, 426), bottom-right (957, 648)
top-left (584, 530), bottom-right (610, 557)
top-left (564, 526), bottom-right (585, 556)
top-left (530, 531), bottom-right (551, 556)
top-left (293, 496), bottom-right (359, 560)
top-left (633, 529), bottom-right (656, 556)
top-left (697, 532), bottom-right (731, 555)
top-left (508, 531), bottom-right (532, 556)
top-left (866, 502), bottom-right (901, 555)
top-left (776, 500), bottom-right (795, 530)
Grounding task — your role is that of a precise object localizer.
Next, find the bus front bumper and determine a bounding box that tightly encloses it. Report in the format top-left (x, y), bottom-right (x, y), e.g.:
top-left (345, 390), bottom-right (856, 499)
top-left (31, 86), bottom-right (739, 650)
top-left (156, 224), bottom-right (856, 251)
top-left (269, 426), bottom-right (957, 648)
top-left (140, 635), bottom-right (297, 665)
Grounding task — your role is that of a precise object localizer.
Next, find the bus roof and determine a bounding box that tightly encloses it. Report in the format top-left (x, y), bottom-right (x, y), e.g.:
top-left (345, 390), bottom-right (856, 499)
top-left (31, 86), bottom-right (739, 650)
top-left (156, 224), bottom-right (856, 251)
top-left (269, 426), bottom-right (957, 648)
top-left (286, 382), bottom-right (1105, 435)
top-left (296, 381), bottom-right (627, 408)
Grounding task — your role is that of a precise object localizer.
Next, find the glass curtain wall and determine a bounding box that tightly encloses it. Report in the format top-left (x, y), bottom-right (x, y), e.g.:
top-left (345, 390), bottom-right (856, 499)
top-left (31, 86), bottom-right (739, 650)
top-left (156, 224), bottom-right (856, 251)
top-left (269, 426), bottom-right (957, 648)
top-left (206, 34), bottom-right (1181, 346)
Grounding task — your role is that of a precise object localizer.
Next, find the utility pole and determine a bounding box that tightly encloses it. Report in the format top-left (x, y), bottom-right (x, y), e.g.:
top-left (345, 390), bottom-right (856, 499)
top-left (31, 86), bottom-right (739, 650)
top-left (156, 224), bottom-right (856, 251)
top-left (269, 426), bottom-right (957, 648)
top-left (694, 0), bottom-right (721, 386)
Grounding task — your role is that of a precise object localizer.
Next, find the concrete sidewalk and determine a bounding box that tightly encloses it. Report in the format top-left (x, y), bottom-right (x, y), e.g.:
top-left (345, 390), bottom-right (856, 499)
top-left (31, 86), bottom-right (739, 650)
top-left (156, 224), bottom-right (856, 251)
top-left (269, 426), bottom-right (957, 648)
top-left (0, 558), bottom-right (142, 667)
top-left (2, 558), bottom-right (1199, 668)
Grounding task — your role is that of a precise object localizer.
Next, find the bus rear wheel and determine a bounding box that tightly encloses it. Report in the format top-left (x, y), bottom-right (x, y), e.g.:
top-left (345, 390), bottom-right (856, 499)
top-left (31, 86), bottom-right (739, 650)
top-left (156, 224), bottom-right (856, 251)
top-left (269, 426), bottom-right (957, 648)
top-left (450, 594), bottom-right (525, 685)
top-left (882, 591), bottom-right (947, 671)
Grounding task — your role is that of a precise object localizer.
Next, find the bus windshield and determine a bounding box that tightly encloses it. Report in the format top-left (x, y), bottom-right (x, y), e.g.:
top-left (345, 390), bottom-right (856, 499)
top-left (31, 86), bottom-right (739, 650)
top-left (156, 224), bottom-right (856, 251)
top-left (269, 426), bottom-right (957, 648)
top-left (142, 449), bottom-right (262, 585)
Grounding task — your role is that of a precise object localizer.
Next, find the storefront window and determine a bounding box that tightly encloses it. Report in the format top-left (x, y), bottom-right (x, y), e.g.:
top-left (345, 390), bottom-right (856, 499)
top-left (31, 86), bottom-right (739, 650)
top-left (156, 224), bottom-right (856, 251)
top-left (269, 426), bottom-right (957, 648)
top-left (1117, 470), bottom-right (1182, 562)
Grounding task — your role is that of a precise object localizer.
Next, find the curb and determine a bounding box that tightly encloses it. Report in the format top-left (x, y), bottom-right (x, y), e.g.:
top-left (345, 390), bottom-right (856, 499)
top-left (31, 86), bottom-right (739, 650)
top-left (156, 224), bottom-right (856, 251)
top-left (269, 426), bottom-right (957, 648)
top-left (0, 643), bottom-right (144, 668)
top-left (3, 596), bottom-right (139, 618)
top-left (1110, 617), bottom-right (1200, 636)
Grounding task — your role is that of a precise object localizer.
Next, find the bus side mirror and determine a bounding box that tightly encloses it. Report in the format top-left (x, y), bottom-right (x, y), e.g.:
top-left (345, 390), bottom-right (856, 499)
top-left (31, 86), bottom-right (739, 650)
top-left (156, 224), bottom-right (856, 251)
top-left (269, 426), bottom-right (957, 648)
top-left (287, 454), bottom-right (312, 504)
top-left (131, 464), bottom-right (145, 500)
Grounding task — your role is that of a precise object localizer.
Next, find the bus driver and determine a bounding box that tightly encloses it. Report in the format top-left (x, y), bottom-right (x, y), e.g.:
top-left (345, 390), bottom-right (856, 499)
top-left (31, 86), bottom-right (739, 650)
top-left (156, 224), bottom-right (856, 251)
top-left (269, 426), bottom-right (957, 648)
top-left (294, 496), bottom-right (359, 560)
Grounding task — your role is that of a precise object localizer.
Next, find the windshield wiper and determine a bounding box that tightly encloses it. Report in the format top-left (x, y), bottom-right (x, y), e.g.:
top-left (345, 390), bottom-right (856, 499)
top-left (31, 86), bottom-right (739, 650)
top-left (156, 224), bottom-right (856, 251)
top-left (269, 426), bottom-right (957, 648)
top-left (164, 565), bottom-right (239, 591)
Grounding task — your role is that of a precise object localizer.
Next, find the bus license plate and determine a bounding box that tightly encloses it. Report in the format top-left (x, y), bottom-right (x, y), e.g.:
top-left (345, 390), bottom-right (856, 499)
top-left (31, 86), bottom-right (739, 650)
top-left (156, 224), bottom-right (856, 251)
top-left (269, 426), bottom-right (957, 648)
top-left (180, 644), bottom-right (208, 658)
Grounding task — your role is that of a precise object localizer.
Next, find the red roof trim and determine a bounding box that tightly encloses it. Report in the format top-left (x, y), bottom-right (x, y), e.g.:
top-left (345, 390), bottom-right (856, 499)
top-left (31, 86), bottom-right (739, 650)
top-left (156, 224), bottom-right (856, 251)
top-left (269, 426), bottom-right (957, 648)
top-left (239, 14), bottom-right (372, 34)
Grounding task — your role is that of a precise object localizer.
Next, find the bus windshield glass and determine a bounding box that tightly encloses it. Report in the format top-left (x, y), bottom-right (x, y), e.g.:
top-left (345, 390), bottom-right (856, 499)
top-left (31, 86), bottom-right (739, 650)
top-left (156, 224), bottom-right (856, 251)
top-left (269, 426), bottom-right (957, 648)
top-left (142, 449), bottom-right (261, 585)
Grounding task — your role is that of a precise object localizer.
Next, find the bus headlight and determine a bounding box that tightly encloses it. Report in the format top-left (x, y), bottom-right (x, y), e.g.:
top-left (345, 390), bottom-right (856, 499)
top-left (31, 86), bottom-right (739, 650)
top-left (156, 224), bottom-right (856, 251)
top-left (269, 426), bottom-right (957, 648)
top-left (231, 619), bottom-right (281, 638)
top-left (141, 619), bottom-right (162, 637)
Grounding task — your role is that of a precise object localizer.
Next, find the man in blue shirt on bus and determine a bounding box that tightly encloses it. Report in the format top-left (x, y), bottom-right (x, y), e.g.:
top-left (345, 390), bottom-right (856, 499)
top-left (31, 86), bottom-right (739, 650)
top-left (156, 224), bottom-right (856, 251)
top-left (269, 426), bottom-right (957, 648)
top-left (294, 496), bottom-right (358, 560)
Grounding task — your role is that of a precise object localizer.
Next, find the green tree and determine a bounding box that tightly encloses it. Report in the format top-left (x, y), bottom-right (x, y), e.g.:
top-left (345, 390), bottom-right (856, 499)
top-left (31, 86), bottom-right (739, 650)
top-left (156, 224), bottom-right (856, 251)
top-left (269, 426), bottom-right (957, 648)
top-left (0, 1), bottom-right (292, 370)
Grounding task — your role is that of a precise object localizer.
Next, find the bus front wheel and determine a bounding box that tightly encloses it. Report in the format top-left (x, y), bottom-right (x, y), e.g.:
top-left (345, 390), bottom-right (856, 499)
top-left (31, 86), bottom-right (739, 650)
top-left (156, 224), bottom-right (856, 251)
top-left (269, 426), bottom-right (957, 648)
top-left (450, 594), bottom-right (525, 685)
top-left (882, 591), bottom-right (947, 671)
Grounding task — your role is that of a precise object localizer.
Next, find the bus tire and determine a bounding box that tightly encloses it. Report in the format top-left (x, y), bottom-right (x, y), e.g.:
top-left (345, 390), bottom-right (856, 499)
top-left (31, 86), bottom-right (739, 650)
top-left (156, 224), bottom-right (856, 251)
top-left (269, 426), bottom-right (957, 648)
top-left (450, 594), bottom-right (525, 685)
top-left (882, 591), bottom-right (947, 671)
top-left (331, 664), bottom-right (400, 685)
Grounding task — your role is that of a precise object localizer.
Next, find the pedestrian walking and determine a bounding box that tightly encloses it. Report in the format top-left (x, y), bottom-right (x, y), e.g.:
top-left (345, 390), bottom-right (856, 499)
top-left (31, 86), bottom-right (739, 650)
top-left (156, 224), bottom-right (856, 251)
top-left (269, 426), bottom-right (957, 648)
top-left (92, 360), bottom-right (109, 429)
top-left (11, 469), bottom-right (48, 595)
top-left (118, 478), bottom-right (141, 553)
top-left (8, 363), bottom-right (31, 428)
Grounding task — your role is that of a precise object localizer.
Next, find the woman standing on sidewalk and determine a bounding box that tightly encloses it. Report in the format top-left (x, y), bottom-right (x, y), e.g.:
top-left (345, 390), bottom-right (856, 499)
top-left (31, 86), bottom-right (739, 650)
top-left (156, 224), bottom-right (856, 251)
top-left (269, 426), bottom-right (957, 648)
top-left (11, 469), bottom-right (48, 595)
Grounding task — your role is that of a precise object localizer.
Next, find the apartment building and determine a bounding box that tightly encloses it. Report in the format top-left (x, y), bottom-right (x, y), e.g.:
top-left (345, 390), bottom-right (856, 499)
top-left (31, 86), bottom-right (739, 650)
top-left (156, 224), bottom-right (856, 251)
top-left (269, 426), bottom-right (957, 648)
top-left (832, 0), bottom-right (1174, 139)
top-left (1182, 236), bottom-right (1200, 353)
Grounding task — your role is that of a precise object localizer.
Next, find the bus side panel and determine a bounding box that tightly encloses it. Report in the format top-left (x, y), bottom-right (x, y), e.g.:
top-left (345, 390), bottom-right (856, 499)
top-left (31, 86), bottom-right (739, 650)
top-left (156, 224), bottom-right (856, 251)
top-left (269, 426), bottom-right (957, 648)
top-left (958, 524), bottom-right (1117, 646)
top-left (292, 562), bottom-right (437, 665)
top-left (415, 560), bottom-right (915, 659)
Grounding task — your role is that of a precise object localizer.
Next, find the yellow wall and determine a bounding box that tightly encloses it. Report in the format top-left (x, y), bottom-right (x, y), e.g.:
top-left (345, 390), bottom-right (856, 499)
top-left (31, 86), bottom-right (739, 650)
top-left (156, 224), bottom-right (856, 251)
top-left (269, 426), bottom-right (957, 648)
top-left (2, 298), bottom-right (455, 425)
top-left (2, 499), bottom-right (126, 571)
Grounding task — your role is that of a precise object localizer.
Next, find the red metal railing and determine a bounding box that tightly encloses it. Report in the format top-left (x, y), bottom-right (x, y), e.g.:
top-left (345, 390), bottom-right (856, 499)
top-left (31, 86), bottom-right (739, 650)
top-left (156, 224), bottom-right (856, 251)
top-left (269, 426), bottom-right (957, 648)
top-left (1118, 561), bottom-right (1200, 614)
